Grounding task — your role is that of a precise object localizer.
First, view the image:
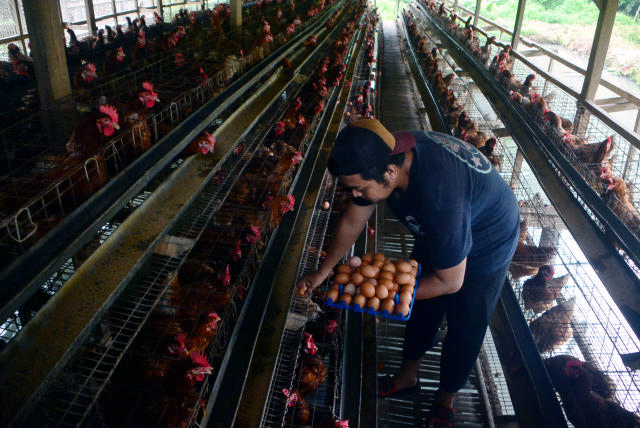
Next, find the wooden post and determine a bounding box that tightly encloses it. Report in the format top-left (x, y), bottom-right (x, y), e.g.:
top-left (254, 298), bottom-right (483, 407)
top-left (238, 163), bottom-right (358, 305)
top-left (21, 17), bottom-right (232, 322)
top-left (83, 0), bottom-right (98, 36)
top-left (22, 0), bottom-right (72, 107)
top-left (230, 0), bottom-right (242, 27)
top-left (473, 0), bottom-right (482, 27)
top-left (580, 0), bottom-right (618, 102)
top-left (512, 0), bottom-right (526, 50)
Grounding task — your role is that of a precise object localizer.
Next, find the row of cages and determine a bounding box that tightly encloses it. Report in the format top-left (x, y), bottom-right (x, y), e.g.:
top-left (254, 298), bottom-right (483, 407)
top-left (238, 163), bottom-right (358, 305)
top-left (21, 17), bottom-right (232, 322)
top-left (260, 11), bottom-right (379, 428)
top-left (0, 0), bottom-right (337, 276)
top-left (17, 1), bottom-right (371, 424)
top-left (414, 0), bottom-right (640, 277)
top-left (403, 7), bottom-right (640, 423)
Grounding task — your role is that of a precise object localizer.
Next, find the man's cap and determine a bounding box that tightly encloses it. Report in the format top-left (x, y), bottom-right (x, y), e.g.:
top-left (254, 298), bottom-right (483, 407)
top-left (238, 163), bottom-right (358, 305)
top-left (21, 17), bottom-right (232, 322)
top-left (327, 118), bottom-right (416, 176)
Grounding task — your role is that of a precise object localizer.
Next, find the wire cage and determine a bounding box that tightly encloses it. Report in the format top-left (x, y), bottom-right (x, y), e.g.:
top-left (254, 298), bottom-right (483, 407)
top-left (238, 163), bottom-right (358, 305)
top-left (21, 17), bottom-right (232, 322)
top-left (404, 10), bottom-right (640, 418)
top-left (418, 0), bottom-right (640, 276)
top-left (22, 16), bottom-right (359, 425)
top-left (0, 0), bottom-right (336, 276)
top-left (260, 13), bottom-right (375, 428)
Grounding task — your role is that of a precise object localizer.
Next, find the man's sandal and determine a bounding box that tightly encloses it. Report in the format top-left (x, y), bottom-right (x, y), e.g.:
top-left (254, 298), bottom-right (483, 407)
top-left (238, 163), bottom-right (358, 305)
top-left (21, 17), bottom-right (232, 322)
top-left (425, 403), bottom-right (455, 427)
top-left (377, 375), bottom-right (421, 397)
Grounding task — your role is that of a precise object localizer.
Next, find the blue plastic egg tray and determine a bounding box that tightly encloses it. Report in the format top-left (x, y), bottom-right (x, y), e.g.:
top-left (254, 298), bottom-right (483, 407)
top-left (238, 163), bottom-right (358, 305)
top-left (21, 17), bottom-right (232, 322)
top-left (324, 264), bottom-right (421, 321)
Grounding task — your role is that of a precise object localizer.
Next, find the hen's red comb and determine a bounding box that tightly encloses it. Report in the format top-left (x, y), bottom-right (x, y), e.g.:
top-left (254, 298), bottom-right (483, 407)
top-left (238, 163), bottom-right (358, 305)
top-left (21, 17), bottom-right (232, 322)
top-left (86, 63), bottom-right (96, 73)
top-left (566, 358), bottom-right (585, 368)
top-left (99, 104), bottom-right (119, 124)
top-left (190, 351), bottom-right (211, 367)
top-left (142, 81), bottom-right (154, 92)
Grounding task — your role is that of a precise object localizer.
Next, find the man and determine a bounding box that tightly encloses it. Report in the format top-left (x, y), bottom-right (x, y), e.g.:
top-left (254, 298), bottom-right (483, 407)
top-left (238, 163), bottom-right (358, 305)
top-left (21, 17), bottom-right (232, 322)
top-left (297, 119), bottom-right (519, 427)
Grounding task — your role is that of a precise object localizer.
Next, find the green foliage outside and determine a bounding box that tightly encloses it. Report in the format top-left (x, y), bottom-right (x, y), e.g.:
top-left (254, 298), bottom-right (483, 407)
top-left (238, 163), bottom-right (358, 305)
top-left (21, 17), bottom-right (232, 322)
top-left (375, 0), bottom-right (413, 20)
top-left (454, 0), bottom-right (640, 84)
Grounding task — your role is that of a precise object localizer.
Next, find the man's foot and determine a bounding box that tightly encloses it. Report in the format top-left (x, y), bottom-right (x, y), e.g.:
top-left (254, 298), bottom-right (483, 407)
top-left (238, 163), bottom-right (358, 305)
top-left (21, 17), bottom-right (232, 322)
top-left (378, 375), bottom-right (420, 397)
top-left (425, 403), bottom-right (455, 427)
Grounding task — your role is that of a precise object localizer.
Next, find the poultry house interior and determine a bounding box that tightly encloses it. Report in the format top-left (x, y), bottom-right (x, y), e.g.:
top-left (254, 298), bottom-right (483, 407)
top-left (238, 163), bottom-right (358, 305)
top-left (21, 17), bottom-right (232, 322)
top-left (1, 0), bottom-right (640, 427)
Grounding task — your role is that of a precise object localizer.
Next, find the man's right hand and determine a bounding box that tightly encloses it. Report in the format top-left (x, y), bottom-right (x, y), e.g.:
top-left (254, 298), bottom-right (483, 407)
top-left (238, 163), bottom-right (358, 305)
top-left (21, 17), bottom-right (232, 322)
top-left (296, 268), bottom-right (330, 296)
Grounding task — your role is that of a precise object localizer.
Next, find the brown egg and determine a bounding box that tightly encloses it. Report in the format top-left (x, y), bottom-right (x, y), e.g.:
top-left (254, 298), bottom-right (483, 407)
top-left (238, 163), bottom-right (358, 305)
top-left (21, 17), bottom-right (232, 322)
top-left (343, 283), bottom-right (356, 295)
top-left (372, 259), bottom-right (385, 269)
top-left (365, 278), bottom-right (378, 286)
top-left (337, 264), bottom-right (353, 274)
top-left (373, 252), bottom-right (386, 261)
top-left (340, 293), bottom-right (353, 305)
top-left (410, 267), bottom-right (418, 277)
top-left (407, 275), bottom-right (416, 286)
top-left (408, 259), bottom-right (418, 267)
top-left (353, 294), bottom-right (366, 308)
top-left (388, 290), bottom-right (397, 299)
top-left (326, 289), bottom-right (339, 302)
top-left (362, 254), bottom-right (373, 264)
top-left (401, 285), bottom-right (414, 295)
top-left (392, 283), bottom-right (400, 292)
top-left (382, 263), bottom-right (396, 273)
top-left (322, 201), bottom-right (330, 210)
top-left (367, 296), bottom-right (381, 311)
top-left (396, 261), bottom-right (412, 273)
top-left (376, 285), bottom-right (389, 300)
top-left (396, 302), bottom-right (411, 316)
top-left (351, 272), bottom-right (365, 285)
top-left (361, 265), bottom-right (377, 278)
top-left (399, 291), bottom-right (413, 305)
top-left (331, 282), bottom-right (340, 290)
top-left (361, 282), bottom-right (376, 298)
top-left (396, 272), bottom-right (412, 285)
top-left (335, 272), bottom-right (351, 284)
top-left (381, 298), bottom-right (395, 314)
top-left (379, 271), bottom-right (394, 281)
top-left (378, 278), bottom-right (394, 290)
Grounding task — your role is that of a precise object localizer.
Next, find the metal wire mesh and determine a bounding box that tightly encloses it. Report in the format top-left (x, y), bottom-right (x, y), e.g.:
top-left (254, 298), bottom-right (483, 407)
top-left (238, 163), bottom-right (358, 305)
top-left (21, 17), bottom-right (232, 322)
top-left (25, 9), bottom-right (358, 425)
top-left (419, 0), bottom-right (640, 274)
top-left (0, 0), bottom-right (331, 273)
top-left (260, 13), bottom-right (373, 427)
top-left (404, 11), bottom-right (640, 415)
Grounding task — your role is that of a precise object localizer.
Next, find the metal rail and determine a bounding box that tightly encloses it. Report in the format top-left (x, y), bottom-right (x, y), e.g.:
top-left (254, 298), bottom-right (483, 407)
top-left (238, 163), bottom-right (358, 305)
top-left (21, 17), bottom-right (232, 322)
top-left (0, 0), bottom-right (343, 334)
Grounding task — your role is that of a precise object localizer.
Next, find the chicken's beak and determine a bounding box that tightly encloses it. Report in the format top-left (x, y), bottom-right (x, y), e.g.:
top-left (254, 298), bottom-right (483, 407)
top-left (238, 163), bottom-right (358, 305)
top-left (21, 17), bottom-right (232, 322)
top-left (113, 122), bottom-right (120, 130)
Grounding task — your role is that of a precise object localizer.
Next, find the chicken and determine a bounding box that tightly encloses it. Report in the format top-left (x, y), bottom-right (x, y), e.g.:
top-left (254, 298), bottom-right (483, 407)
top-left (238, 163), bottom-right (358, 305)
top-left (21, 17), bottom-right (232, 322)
top-left (516, 73), bottom-right (536, 97)
top-left (604, 177), bottom-right (640, 235)
top-left (73, 61), bottom-right (98, 106)
top-left (511, 242), bottom-right (555, 268)
top-left (478, 36), bottom-right (495, 67)
top-left (564, 135), bottom-right (613, 166)
top-left (66, 104), bottom-right (120, 161)
top-left (529, 298), bottom-right (575, 354)
top-left (103, 46), bottom-right (126, 75)
top-left (544, 355), bottom-right (615, 400)
top-left (269, 194), bottom-right (296, 229)
top-left (297, 353), bottom-right (327, 394)
top-left (124, 81), bottom-right (159, 159)
top-left (522, 265), bottom-right (569, 314)
top-left (478, 137), bottom-right (502, 170)
top-left (185, 312), bottom-right (221, 355)
top-left (180, 131), bottom-right (216, 157)
top-left (158, 388), bottom-right (206, 428)
top-left (518, 219), bottom-right (529, 245)
top-left (163, 351), bottom-right (212, 396)
top-left (465, 131), bottom-right (490, 149)
top-left (283, 388), bottom-right (310, 425)
top-left (544, 354), bottom-right (639, 428)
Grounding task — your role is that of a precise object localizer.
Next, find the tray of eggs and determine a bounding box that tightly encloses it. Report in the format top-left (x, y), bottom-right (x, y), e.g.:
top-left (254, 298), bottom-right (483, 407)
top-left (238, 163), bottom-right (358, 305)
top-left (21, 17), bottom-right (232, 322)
top-left (324, 253), bottom-right (420, 321)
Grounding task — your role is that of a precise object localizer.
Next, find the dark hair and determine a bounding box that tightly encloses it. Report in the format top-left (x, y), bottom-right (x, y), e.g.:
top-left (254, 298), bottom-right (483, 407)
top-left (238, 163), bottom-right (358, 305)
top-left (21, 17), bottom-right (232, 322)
top-left (360, 152), bottom-right (406, 184)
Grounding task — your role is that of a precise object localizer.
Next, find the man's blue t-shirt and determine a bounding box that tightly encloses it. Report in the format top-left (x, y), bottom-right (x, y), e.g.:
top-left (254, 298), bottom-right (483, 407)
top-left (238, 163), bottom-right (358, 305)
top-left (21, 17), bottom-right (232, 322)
top-left (356, 130), bottom-right (520, 274)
